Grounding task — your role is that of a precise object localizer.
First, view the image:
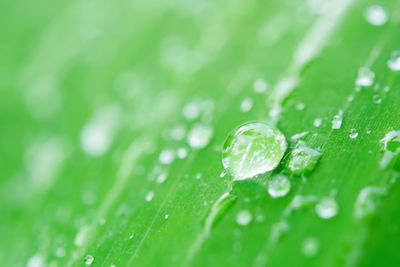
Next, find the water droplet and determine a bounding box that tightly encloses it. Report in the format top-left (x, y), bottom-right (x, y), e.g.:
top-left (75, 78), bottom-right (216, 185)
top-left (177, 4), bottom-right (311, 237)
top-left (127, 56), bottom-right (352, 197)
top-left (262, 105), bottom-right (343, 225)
top-left (315, 197), bottom-right (339, 219)
top-left (372, 94), bottom-right (382, 104)
top-left (366, 128), bottom-right (371, 134)
top-left (84, 254), bottom-right (94, 266)
top-left (302, 237), bottom-right (319, 257)
top-left (55, 247), bottom-right (66, 258)
top-left (183, 101), bottom-right (200, 120)
top-left (188, 123), bottom-right (214, 149)
top-left (27, 255), bottom-right (44, 267)
top-left (156, 171), bottom-right (168, 184)
top-left (313, 118), bottom-right (322, 127)
top-left (347, 95), bottom-right (354, 102)
top-left (129, 234), bottom-right (134, 239)
top-left (285, 141), bottom-right (321, 176)
top-left (365, 5), bottom-right (388, 26)
top-left (203, 192), bottom-right (237, 231)
top-left (159, 149), bottom-right (175, 164)
top-left (170, 124), bottom-right (186, 141)
top-left (176, 147), bottom-right (188, 159)
top-left (145, 191), bottom-right (154, 202)
top-left (296, 102), bottom-right (305, 110)
top-left (222, 122), bottom-right (287, 180)
top-left (219, 170), bottom-right (226, 178)
top-left (253, 78), bottom-right (268, 93)
top-left (268, 175), bottom-right (291, 198)
top-left (387, 51), bottom-right (400, 71)
top-left (236, 210), bottom-right (252, 226)
top-left (349, 128), bottom-right (358, 139)
top-left (195, 173), bottom-right (202, 179)
top-left (331, 109), bottom-right (343, 129)
top-left (354, 186), bottom-right (387, 221)
top-left (355, 67), bottom-right (375, 87)
top-left (164, 214), bottom-right (169, 219)
top-left (290, 131), bottom-right (309, 141)
top-left (240, 97), bottom-right (253, 112)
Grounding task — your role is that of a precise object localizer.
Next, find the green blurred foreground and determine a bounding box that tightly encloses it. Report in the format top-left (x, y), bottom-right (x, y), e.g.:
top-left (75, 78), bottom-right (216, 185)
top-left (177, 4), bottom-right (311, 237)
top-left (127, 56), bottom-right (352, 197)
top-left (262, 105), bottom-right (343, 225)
top-left (1, 0), bottom-right (400, 266)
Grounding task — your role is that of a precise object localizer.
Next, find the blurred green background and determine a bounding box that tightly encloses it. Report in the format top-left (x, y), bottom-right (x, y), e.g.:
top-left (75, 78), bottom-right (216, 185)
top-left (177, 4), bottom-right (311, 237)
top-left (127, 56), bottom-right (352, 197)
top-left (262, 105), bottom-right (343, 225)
top-left (1, 0), bottom-right (400, 266)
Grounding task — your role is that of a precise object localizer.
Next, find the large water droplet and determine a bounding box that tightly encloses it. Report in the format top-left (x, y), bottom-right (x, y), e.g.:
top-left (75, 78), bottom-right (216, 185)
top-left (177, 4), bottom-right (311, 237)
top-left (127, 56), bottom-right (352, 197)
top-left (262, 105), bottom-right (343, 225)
top-left (315, 197), bottom-right (339, 219)
top-left (236, 210), bottom-right (253, 226)
top-left (84, 255), bottom-right (94, 266)
top-left (268, 175), bottom-right (291, 198)
top-left (188, 123), bottom-right (214, 149)
top-left (331, 109), bottom-right (343, 129)
top-left (222, 122), bottom-right (287, 180)
top-left (365, 5), bottom-right (388, 26)
top-left (302, 237), bottom-right (319, 258)
top-left (387, 51), bottom-right (400, 71)
top-left (285, 141), bottom-right (321, 176)
top-left (355, 67), bottom-right (375, 87)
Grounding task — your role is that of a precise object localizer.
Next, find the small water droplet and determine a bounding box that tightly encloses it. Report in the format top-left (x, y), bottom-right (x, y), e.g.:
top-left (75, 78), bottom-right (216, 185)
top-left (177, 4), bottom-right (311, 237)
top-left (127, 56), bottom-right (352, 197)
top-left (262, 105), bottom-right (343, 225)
top-left (170, 125), bottom-right (186, 141)
top-left (219, 170), bottom-right (226, 178)
top-left (315, 197), bottom-right (339, 219)
top-left (387, 51), bottom-right (400, 71)
top-left (253, 78), bottom-right (268, 93)
top-left (145, 191), bottom-right (154, 202)
top-left (129, 234), bottom-right (134, 239)
top-left (159, 149), bottom-right (175, 164)
top-left (354, 186), bottom-right (387, 221)
top-left (331, 110), bottom-right (343, 130)
top-left (285, 141), bottom-right (321, 176)
top-left (195, 173), bottom-right (202, 179)
top-left (176, 147), bottom-right (188, 159)
top-left (27, 255), bottom-right (44, 267)
top-left (240, 97), bottom-right (253, 112)
top-left (84, 255), bottom-right (94, 266)
top-left (183, 101), bottom-right (200, 120)
top-left (236, 210), bottom-right (252, 226)
top-left (372, 94), bottom-right (382, 104)
top-left (296, 102), bottom-right (305, 110)
top-left (365, 5), bottom-right (388, 26)
top-left (366, 128), bottom-right (371, 134)
top-left (164, 214), bottom-right (169, 219)
top-left (290, 131), bottom-right (309, 141)
top-left (347, 95), bottom-right (354, 102)
top-left (188, 123), bottom-right (214, 149)
top-left (55, 247), bottom-right (65, 258)
top-left (222, 122), bottom-right (287, 180)
top-left (356, 67), bottom-right (375, 87)
top-left (349, 128), bottom-right (358, 139)
top-left (156, 172), bottom-right (168, 184)
top-left (302, 237), bottom-right (319, 258)
top-left (313, 118), bottom-right (322, 127)
top-left (268, 175), bottom-right (291, 198)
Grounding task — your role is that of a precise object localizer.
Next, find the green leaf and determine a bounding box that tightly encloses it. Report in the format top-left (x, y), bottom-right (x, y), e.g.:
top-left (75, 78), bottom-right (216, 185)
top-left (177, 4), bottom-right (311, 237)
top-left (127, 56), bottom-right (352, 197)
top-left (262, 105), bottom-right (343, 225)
top-left (1, 0), bottom-right (400, 266)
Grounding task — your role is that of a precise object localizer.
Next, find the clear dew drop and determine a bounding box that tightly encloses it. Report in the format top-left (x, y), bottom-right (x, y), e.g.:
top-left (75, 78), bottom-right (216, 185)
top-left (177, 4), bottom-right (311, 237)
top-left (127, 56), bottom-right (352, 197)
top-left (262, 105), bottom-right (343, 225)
top-left (285, 141), bottom-right (321, 176)
top-left (129, 234), bottom-right (134, 239)
top-left (302, 237), bottom-right (319, 258)
top-left (387, 51), bottom-right (400, 71)
top-left (372, 94), bottom-right (382, 104)
top-left (236, 210), bottom-right (253, 226)
top-left (240, 97), bottom-right (253, 112)
top-left (296, 102), bottom-right (305, 110)
top-left (164, 214), bottom-right (169, 219)
top-left (313, 118), bottom-right (322, 127)
top-left (182, 101), bottom-right (200, 120)
top-left (145, 191), bottom-right (154, 202)
top-left (27, 255), bottom-right (44, 267)
top-left (253, 78), bottom-right (268, 93)
top-left (188, 123), bottom-right (214, 149)
top-left (84, 255), bottom-right (94, 266)
top-left (268, 175), bottom-right (291, 198)
top-left (159, 149), bottom-right (175, 164)
top-left (222, 122), bottom-right (287, 180)
top-left (355, 67), bottom-right (375, 87)
top-left (331, 109), bottom-right (343, 130)
top-left (349, 128), bottom-right (358, 139)
top-left (176, 147), bottom-right (188, 159)
top-left (315, 197), bottom-right (339, 219)
top-left (365, 5), bottom-right (388, 26)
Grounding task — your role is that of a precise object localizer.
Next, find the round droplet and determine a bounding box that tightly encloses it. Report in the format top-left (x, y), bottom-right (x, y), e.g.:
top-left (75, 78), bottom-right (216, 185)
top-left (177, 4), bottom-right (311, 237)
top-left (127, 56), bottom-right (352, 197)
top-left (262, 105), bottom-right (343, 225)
top-left (236, 210), bottom-right (252, 226)
top-left (355, 67), bottom-right (375, 87)
top-left (145, 191), bottom-right (154, 202)
top-left (84, 254), bottom-right (94, 266)
top-left (372, 94), bottom-right (382, 104)
top-left (315, 197), bottom-right (339, 219)
top-left (302, 237), bottom-right (319, 258)
top-left (296, 102), bottom-right (305, 110)
top-left (222, 122), bottom-right (287, 180)
top-left (285, 141), bottom-right (321, 176)
top-left (349, 128), bottom-right (358, 139)
top-left (253, 78), bottom-right (268, 93)
top-left (268, 175), bottom-right (291, 198)
top-left (176, 147), bottom-right (188, 159)
top-left (240, 97), bottom-right (253, 112)
top-left (187, 123), bottom-right (214, 149)
top-left (331, 110), bottom-right (343, 130)
top-left (365, 5), bottom-right (388, 26)
top-left (387, 51), bottom-right (400, 71)
top-left (313, 118), bottom-right (322, 127)
top-left (159, 149), bottom-right (175, 164)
